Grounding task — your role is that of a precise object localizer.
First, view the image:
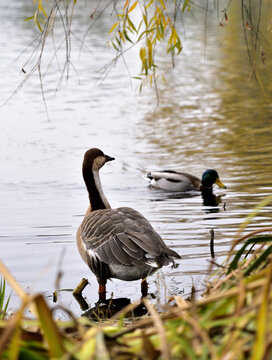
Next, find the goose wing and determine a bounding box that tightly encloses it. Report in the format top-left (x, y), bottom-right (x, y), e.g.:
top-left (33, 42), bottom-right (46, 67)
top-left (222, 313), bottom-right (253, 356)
top-left (80, 207), bottom-right (179, 267)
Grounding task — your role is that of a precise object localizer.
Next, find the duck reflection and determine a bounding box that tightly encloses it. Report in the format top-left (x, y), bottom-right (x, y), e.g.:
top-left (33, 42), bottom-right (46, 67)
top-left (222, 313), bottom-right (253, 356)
top-left (148, 186), bottom-right (200, 201)
top-left (73, 292), bottom-right (148, 319)
top-left (148, 186), bottom-right (225, 213)
top-left (201, 188), bottom-right (223, 213)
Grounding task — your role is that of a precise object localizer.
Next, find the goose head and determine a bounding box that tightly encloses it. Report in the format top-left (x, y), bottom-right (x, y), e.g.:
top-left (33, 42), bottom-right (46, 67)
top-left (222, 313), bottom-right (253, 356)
top-left (201, 169), bottom-right (226, 189)
top-left (83, 148), bottom-right (115, 172)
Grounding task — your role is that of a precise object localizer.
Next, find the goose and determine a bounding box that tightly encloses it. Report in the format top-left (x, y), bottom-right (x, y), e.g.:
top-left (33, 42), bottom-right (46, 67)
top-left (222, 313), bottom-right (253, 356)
top-left (76, 148), bottom-right (180, 301)
top-left (147, 169), bottom-right (226, 192)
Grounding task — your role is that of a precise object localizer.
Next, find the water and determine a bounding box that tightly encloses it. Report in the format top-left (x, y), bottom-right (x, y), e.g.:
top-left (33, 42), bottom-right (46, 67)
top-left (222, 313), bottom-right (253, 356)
top-left (0, 1), bottom-right (272, 316)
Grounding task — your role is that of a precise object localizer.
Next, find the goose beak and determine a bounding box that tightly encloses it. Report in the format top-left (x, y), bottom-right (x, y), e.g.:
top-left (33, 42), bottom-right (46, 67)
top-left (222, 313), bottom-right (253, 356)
top-left (215, 177), bottom-right (227, 189)
top-left (105, 154), bottom-right (115, 162)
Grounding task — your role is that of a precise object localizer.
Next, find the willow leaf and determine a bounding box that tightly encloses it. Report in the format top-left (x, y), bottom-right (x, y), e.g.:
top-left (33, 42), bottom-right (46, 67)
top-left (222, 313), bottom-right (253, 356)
top-left (128, 1), bottom-right (138, 13)
top-left (109, 22), bottom-right (119, 34)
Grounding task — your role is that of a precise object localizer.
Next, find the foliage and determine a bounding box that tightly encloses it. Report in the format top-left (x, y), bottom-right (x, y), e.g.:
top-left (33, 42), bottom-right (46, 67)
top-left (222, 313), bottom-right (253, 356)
top-left (107, 0), bottom-right (186, 89)
top-left (1, 226), bottom-right (272, 359)
top-left (0, 278), bottom-right (11, 320)
top-left (24, 0), bottom-right (270, 83)
top-left (25, 0), bottom-right (48, 32)
top-left (7, 0), bottom-right (268, 118)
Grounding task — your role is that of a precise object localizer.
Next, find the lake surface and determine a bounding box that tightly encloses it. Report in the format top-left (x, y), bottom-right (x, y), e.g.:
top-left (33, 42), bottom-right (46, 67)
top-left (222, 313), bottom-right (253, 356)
top-left (0, 1), bottom-right (272, 316)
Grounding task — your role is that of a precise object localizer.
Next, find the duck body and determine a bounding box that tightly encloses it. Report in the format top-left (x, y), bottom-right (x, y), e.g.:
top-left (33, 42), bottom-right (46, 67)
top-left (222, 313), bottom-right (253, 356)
top-left (147, 170), bottom-right (201, 192)
top-left (147, 169), bottom-right (226, 192)
top-left (77, 148), bottom-right (180, 299)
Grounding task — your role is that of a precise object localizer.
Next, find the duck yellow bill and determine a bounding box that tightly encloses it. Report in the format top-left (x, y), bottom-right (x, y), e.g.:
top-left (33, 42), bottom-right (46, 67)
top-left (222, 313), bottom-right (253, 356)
top-left (215, 178), bottom-right (227, 189)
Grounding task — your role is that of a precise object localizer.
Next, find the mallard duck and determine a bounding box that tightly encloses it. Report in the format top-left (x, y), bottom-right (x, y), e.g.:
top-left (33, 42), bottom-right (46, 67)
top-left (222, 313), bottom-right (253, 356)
top-left (147, 169), bottom-right (226, 192)
top-left (76, 148), bottom-right (180, 301)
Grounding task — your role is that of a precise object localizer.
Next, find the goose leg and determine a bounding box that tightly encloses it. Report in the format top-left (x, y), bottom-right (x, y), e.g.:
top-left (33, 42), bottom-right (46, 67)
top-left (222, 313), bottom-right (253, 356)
top-left (141, 278), bottom-right (148, 297)
top-left (98, 284), bottom-right (106, 302)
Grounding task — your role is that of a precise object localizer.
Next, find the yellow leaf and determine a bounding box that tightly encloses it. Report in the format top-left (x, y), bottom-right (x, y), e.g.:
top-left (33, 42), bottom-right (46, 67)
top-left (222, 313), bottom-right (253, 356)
top-left (128, 1), bottom-right (138, 13)
top-left (109, 22), bottom-right (119, 34)
top-left (41, 5), bottom-right (47, 18)
top-left (147, 38), bottom-right (152, 65)
top-left (157, 0), bottom-right (166, 10)
top-left (139, 47), bottom-right (146, 62)
top-left (146, 0), bottom-right (154, 9)
top-left (123, 0), bottom-right (129, 10)
top-left (172, 27), bottom-right (177, 44)
top-left (143, 14), bottom-right (147, 26)
top-left (38, 0), bottom-right (42, 11)
top-left (34, 11), bottom-right (37, 25)
top-left (118, 30), bottom-right (125, 42)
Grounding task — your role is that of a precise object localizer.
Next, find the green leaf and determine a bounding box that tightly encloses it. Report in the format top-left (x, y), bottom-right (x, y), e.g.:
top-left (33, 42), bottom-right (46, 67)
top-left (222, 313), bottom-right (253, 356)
top-left (124, 30), bottom-right (133, 43)
top-left (244, 245), bottom-right (272, 276)
top-left (24, 15), bottom-right (35, 22)
top-left (0, 279), bottom-right (11, 320)
top-left (127, 16), bottom-right (137, 33)
top-left (227, 236), bottom-right (272, 274)
top-left (34, 295), bottom-right (65, 358)
top-left (36, 21), bottom-right (43, 32)
top-left (19, 348), bottom-right (48, 360)
top-left (182, 0), bottom-right (191, 13)
top-left (112, 42), bottom-right (119, 51)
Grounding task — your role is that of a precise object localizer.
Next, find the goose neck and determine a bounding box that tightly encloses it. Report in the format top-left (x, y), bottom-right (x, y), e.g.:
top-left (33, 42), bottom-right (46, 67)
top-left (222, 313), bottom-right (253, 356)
top-left (83, 167), bottom-right (111, 211)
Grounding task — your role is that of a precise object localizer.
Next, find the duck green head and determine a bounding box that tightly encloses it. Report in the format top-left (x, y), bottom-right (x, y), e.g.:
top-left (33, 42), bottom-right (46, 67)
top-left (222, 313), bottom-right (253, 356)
top-left (201, 169), bottom-right (226, 189)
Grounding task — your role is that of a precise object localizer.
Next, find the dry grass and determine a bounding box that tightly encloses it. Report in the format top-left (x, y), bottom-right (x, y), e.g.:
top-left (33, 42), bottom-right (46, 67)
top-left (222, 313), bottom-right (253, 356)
top-left (0, 228), bottom-right (272, 359)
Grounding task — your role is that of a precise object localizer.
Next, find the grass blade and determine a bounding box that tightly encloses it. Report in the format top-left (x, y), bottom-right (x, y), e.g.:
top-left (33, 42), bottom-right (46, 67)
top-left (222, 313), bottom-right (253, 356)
top-left (251, 259), bottom-right (272, 360)
top-left (34, 294), bottom-right (65, 358)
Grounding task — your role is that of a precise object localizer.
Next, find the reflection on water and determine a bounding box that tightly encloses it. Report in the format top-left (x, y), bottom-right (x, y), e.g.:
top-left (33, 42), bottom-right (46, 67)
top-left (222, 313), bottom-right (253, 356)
top-left (201, 189), bottom-right (223, 211)
top-left (79, 296), bottom-right (148, 320)
top-left (0, 2), bottom-right (272, 317)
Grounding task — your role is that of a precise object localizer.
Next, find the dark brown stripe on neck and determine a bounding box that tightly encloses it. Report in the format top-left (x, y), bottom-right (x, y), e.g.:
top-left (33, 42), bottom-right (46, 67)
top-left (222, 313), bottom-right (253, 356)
top-left (83, 168), bottom-right (106, 211)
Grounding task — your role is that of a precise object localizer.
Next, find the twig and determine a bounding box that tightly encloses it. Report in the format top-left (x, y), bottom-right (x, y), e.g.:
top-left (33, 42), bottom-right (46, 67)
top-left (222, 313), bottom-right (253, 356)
top-left (210, 229), bottom-right (215, 259)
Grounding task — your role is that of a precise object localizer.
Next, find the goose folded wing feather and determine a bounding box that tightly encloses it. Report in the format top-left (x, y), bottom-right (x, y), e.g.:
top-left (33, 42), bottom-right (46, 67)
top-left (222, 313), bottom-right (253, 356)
top-left (81, 207), bottom-right (168, 267)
